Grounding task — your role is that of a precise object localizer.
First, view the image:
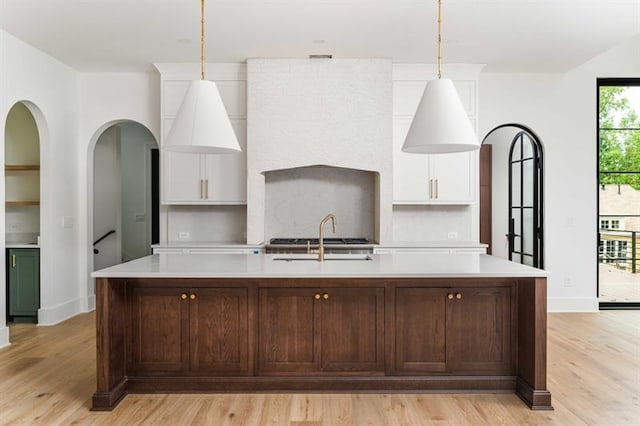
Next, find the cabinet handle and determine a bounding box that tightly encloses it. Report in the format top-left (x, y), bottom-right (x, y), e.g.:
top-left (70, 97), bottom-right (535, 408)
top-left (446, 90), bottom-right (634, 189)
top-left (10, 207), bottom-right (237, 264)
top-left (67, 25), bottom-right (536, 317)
top-left (314, 293), bottom-right (321, 300)
top-left (435, 179), bottom-right (439, 199)
top-left (429, 179), bottom-right (433, 199)
top-left (190, 293), bottom-right (197, 300)
top-left (447, 293), bottom-right (454, 300)
top-left (12, 254), bottom-right (16, 268)
top-left (180, 293), bottom-right (188, 300)
top-left (456, 293), bottom-right (462, 300)
top-left (205, 179), bottom-right (209, 199)
top-left (200, 179), bottom-right (204, 199)
top-left (323, 293), bottom-right (329, 300)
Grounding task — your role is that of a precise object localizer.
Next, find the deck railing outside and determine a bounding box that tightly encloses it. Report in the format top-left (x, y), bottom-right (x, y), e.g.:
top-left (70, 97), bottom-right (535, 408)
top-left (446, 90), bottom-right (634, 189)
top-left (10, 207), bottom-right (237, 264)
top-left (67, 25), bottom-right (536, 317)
top-left (599, 228), bottom-right (639, 274)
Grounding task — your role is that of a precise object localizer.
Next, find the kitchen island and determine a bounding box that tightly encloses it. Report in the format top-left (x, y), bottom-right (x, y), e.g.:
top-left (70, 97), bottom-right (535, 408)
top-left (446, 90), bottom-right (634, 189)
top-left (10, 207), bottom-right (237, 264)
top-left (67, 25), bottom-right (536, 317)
top-left (91, 252), bottom-right (551, 411)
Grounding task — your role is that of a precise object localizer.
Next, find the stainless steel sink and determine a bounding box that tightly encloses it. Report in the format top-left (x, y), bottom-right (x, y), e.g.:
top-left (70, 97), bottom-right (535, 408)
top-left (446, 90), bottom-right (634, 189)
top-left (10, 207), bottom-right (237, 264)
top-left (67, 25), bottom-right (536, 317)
top-left (272, 253), bottom-right (373, 261)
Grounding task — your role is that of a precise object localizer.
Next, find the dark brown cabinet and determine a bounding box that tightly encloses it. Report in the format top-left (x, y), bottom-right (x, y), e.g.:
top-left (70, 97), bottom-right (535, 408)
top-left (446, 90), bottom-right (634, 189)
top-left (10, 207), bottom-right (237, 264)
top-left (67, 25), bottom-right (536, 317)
top-left (128, 286), bottom-right (249, 375)
top-left (258, 287), bottom-right (384, 374)
top-left (94, 277), bottom-right (550, 411)
top-left (395, 285), bottom-right (514, 375)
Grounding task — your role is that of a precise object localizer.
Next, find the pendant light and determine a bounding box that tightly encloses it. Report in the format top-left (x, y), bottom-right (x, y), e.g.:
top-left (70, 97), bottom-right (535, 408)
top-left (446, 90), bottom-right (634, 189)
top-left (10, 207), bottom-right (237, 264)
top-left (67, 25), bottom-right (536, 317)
top-left (402, 0), bottom-right (479, 154)
top-left (164, 0), bottom-right (241, 154)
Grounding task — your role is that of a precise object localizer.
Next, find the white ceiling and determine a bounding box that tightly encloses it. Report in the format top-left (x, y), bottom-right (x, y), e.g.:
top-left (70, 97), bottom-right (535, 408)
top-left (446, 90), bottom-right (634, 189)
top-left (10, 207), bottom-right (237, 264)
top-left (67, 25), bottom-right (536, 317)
top-left (0, 0), bottom-right (638, 73)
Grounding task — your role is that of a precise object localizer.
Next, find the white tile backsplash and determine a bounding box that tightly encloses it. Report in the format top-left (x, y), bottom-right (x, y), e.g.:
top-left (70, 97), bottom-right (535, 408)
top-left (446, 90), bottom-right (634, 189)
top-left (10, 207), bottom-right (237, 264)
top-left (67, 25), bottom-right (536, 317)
top-left (5, 206), bottom-right (39, 243)
top-left (264, 166), bottom-right (376, 241)
top-left (167, 205), bottom-right (247, 243)
top-left (392, 205), bottom-right (473, 242)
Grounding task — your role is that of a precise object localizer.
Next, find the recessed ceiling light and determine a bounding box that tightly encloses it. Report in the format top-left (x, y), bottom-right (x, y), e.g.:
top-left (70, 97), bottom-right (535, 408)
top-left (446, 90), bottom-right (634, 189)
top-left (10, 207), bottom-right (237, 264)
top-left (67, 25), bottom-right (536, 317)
top-left (312, 39), bottom-right (326, 44)
top-left (177, 38), bottom-right (192, 44)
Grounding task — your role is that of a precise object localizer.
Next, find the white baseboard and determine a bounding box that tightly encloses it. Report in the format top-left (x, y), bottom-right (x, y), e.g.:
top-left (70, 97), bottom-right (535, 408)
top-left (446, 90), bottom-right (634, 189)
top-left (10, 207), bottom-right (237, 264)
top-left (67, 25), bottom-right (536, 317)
top-left (87, 294), bottom-right (96, 312)
top-left (38, 297), bottom-right (85, 326)
top-left (548, 297), bottom-right (599, 312)
top-left (0, 326), bottom-right (10, 349)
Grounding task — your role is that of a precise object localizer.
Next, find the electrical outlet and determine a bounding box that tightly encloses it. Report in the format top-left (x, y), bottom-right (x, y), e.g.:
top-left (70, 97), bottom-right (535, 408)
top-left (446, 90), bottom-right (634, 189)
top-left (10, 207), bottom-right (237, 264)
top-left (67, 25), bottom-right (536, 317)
top-left (134, 213), bottom-right (145, 222)
top-left (447, 231), bottom-right (458, 240)
top-left (62, 216), bottom-right (74, 229)
top-left (563, 278), bottom-right (573, 287)
top-left (178, 231), bottom-right (190, 240)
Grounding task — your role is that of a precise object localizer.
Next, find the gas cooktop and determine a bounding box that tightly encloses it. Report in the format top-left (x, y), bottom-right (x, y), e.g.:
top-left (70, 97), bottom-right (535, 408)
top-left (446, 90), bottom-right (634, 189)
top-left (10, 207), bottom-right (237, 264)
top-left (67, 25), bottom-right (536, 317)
top-left (269, 237), bottom-right (371, 245)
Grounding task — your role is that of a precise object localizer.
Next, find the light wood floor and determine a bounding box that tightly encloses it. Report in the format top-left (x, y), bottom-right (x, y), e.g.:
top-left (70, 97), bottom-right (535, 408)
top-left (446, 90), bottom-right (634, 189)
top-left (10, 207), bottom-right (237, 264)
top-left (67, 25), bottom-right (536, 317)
top-left (0, 311), bottom-right (638, 425)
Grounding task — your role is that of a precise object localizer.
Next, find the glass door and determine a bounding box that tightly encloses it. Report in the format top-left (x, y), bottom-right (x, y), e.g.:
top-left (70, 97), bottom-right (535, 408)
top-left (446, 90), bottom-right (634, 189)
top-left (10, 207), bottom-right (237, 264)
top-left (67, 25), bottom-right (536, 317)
top-left (507, 131), bottom-right (543, 268)
top-left (598, 79), bottom-right (640, 307)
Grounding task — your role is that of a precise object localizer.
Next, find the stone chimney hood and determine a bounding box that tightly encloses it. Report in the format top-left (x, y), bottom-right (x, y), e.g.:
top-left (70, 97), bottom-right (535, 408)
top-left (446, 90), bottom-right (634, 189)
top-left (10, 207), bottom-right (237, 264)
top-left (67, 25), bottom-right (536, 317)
top-left (246, 59), bottom-right (392, 244)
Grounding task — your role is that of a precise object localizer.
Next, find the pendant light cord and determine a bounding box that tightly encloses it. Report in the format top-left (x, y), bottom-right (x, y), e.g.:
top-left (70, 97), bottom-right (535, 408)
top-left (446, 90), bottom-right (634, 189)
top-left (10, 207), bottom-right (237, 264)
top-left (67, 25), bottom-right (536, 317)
top-left (200, 0), bottom-right (205, 80)
top-left (437, 0), bottom-right (442, 79)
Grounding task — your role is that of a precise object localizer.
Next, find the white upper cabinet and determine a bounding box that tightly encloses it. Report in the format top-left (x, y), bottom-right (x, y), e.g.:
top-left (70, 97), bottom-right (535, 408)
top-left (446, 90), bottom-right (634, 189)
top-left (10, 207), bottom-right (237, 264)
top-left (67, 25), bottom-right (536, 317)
top-left (163, 151), bottom-right (204, 203)
top-left (162, 119), bottom-right (247, 204)
top-left (392, 66), bottom-right (479, 205)
top-left (158, 65), bottom-right (247, 205)
top-left (393, 118), bottom-right (429, 202)
top-left (392, 118), bottom-right (474, 204)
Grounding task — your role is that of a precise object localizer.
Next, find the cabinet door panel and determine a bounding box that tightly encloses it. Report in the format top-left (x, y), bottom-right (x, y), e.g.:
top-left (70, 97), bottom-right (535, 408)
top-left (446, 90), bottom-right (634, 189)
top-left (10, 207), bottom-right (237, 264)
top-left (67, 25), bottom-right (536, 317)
top-left (393, 118), bottom-right (429, 202)
top-left (203, 119), bottom-right (246, 203)
top-left (163, 151), bottom-right (203, 203)
top-left (8, 249), bottom-right (40, 316)
top-left (321, 288), bottom-right (385, 372)
top-left (447, 287), bottom-right (512, 374)
top-left (128, 287), bottom-right (189, 373)
top-left (395, 288), bottom-right (446, 373)
top-left (428, 152), bottom-right (473, 202)
top-left (258, 288), bottom-right (320, 373)
top-left (190, 288), bottom-right (249, 374)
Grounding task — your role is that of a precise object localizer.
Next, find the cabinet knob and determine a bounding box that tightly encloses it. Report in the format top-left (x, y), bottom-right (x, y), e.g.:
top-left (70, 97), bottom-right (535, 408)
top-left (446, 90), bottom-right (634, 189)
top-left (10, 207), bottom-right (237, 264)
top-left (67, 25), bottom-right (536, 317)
top-left (456, 293), bottom-right (462, 300)
top-left (180, 293), bottom-right (188, 300)
top-left (314, 294), bottom-right (321, 300)
top-left (447, 293), bottom-right (454, 300)
top-left (11, 254), bottom-right (16, 268)
top-left (323, 293), bottom-right (329, 300)
top-left (190, 293), bottom-right (197, 300)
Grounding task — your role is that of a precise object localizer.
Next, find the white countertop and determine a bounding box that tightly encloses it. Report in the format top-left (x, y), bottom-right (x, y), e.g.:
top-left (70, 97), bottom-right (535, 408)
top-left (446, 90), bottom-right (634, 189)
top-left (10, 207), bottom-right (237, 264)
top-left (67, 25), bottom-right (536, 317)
top-left (152, 242), bottom-right (263, 249)
top-left (153, 241), bottom-right (486, 249)
top-left (5, 243), bottom-right (39, 249)
top-left (377, 241), bottom-right (487, 248)
top-left (92, 252), bottom-right (547, 279)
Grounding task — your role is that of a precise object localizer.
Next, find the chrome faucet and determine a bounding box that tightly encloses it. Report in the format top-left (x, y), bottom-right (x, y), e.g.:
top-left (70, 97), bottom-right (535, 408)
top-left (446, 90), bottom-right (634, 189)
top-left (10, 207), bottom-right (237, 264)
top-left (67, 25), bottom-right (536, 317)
top-left (308, 213), bottom-right (337, 261)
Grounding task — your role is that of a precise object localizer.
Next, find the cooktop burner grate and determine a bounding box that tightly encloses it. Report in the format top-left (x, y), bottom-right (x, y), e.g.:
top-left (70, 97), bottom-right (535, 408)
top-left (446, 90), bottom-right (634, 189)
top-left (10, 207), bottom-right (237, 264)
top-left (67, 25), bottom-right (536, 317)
top-left (269, 237), bottom-right (370, 245)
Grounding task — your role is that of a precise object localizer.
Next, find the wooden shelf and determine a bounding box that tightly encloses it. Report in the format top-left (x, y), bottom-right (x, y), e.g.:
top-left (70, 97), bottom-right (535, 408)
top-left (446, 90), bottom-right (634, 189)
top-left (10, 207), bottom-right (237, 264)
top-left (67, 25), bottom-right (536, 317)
top-left (5, 201), bottom-right (40, 206)
top-left (5, 165), bottom-right (40, 171)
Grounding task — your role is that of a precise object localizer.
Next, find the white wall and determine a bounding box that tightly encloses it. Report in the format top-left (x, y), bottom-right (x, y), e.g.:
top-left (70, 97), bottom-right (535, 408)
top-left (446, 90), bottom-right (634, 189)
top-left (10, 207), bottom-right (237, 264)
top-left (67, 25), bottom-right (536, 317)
top-left (480, 35), bottom-right (640, 312)
top-left (119, 122), bottom-right (156, 261)
top-left (93, 127), bottom-right (121, 271)
top-left (78, 72), bottom-right (160, 311)
top-left (0, 30), bottom-right (80, 342)
top-left (483, 126), bottom-right (521, 261)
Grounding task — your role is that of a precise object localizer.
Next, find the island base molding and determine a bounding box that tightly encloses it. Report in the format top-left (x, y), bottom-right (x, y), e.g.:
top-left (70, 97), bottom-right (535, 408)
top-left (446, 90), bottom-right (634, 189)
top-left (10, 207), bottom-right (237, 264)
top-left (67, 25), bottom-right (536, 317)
top-left (91, 376), bottom-right (517, 411)
top-left (516, 378), bottom-right (554, 410)
top-left (92, 276), bottom-right (552, 411)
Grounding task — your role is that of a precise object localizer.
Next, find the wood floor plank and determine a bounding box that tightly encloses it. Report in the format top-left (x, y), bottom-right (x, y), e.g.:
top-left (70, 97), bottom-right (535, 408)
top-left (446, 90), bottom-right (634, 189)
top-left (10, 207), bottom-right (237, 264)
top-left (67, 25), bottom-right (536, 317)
top-left (0, 311), bottom-right (638, 425)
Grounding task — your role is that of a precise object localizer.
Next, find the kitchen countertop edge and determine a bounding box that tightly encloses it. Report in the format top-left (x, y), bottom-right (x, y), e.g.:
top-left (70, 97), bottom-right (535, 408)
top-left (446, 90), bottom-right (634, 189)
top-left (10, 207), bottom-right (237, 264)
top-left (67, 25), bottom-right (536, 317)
top-left (92, 252), bottom-right (548, 279)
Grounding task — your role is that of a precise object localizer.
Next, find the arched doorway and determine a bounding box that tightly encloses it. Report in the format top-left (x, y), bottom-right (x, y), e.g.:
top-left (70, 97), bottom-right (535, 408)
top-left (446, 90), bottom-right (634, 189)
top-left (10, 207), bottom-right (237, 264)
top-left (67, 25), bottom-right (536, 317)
top-left (481, 124), bottom-right (545, 269)
top-left (4, 101), bottom-right (47, 324)
top-left (89, 121), bottom-right (159, 272)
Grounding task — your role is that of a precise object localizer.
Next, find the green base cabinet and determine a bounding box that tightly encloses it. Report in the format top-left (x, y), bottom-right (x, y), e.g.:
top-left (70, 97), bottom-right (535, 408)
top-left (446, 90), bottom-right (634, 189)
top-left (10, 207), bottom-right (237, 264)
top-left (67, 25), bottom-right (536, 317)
top-left (8, 248), bottom-right (40, 321)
